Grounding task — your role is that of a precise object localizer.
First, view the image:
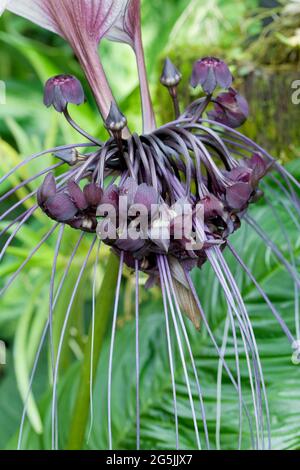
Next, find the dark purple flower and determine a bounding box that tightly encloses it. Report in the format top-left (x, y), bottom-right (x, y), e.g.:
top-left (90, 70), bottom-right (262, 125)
top-left (208, 88), bottom-right (249, 128)
top-left (190, 57), bottom-right (232, 94)
top-left (225, 182), bottom-right (253, 211)
top-left (37, 173), bottom-right (56, 205)
top-left (225, 154), bottom-right (268, 191)
top-left (160, 58), bottom-right (182, 88)
top-left (66, 181), bottom-right (102, 211)
top-left (134, 183), bottom-right (159, 212)
top-left (43, 75), bottom-right (85, 112)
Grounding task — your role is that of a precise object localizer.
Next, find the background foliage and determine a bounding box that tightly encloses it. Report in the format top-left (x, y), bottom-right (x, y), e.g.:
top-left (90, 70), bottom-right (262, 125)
top-left (0, 0), bottom-right (300, 450)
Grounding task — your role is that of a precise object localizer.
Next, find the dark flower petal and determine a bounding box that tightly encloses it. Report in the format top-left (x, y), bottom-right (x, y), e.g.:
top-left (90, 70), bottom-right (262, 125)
top-left (105, 102), bottom-right (127, 132)
top-left (37, 173), bottom-right (56, 205)
top-left (235, 92), bottom-right (249, 118)
top-left (190, 60), bottom-right (209, 88)
top-left (45, 193), bottom-right (78, 222)
top-left (208, 88), bottom-right (249, 128)
top-left (43, 80), bottom-right (55, 108)
top-left (226, 182), bottom-right (253, 211)
top-left (202, 67), bottom-right (217, 95)
top-left (53, 86), bottom-right (68, 112)
top-left (226, 166), bottom-right (252, 183)
top-left (68, 180), bottom-right (88, 210)
top-left (122, 252), bottom-right (138, 270)
top-left (191, 57), bottom-right (232, 94)
top-left (247, 153), bottom-right (268, 183)
top-left (83, 183), bottom-right (103, 207)
top-left (201, 194), bottom-right (225, 218)
top-left (119, 177), bottom-right (138, 206)
top-left (115, 236), bottom-right (146, 252)
top-left (207, 105), bottom-right (226, 124)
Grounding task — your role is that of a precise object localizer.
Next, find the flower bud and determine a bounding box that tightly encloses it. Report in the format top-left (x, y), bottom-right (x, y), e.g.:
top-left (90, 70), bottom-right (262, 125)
top-left (54, 148), bottom-right (79, 166)
top-left (37, 173), bottom-right (56, 206)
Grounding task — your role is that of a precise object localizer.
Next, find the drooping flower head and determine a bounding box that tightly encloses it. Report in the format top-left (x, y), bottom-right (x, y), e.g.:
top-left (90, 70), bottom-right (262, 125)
top-left (191, 56), bottom-right (233, 94)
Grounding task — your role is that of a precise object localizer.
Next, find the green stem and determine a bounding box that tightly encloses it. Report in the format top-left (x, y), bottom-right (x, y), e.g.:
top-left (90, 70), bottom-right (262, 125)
top-left (66, 252), bottom-right (120, 450)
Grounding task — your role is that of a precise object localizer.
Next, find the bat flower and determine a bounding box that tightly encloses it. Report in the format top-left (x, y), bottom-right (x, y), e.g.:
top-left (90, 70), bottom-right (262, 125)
top-left (43, 75), bottom-right (85, 112)
top-left (1, 0), bottom-right (300, 454)
top-left (208, 88), bottom-right (249, 128)
top-left (190, 57), bottom-right (233, 94)
top-left (38, 174), bottom-right (102, 232)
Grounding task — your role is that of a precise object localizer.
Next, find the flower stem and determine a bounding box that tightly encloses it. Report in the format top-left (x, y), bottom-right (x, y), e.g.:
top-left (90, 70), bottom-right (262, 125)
top-left (66, 251), bottom-right (120, 450)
